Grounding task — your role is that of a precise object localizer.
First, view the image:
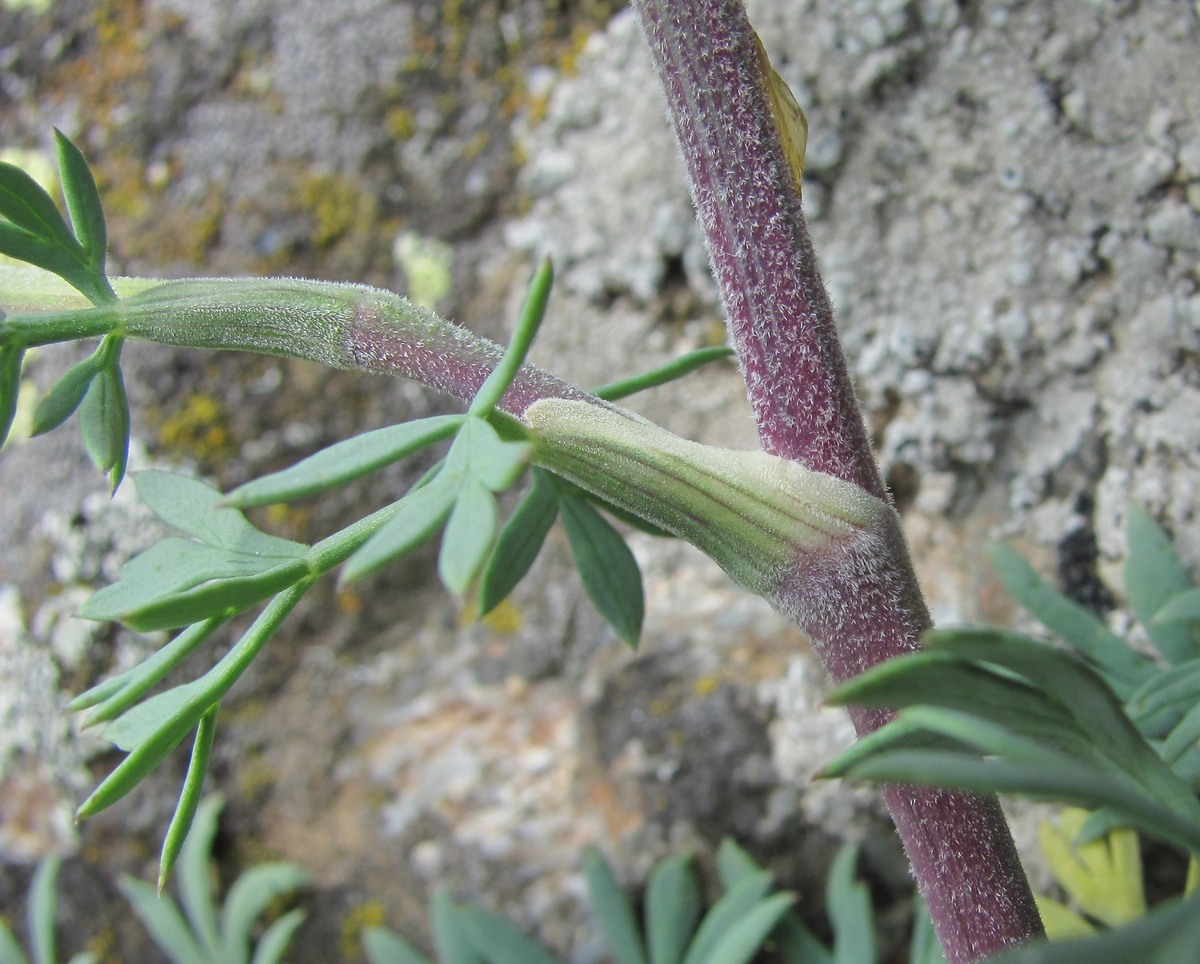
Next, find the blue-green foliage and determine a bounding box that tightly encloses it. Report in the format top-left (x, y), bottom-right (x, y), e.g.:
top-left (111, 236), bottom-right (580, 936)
top-left (826, 507), bottom-right (1200, 961)
top-left (0, 858), bottom-right (97, 964)
top-left (363, 839), bottom-right (941, 964)
top-left (119, 795), bottom-right (308, 964)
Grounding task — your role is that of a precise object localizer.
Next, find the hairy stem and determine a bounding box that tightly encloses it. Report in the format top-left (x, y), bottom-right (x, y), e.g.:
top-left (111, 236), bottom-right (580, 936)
top-left (630, 0), bottom-right (1043, 959)
top-left (1, 272), bottom-right (588, 415)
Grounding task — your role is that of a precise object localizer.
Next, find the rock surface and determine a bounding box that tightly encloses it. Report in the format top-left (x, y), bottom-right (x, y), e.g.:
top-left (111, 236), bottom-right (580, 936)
top-left (1, 0), bottom-right (1198, 959)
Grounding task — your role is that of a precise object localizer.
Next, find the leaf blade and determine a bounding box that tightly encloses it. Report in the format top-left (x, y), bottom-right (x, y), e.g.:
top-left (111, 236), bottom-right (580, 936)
top-left (560, 494), bottom-right (643, 648)
top-left (223, 415), bottom-right (462, 508)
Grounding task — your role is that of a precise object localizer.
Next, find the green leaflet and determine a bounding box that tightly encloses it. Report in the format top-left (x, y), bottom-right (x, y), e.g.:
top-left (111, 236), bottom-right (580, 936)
top-left (81, 471), bottom-right (308, 630)
top-left (342, 415), bottom-right (531, 591)
top-left (559, 492), bottom-right (644, 648)
top-left (77, 584), bottom-right (306, 822)
top-left (31, 349), bottom-right (101, 436)
top-left (77, 344), bottom-right (129, 489)
top-left (593, 346), bottom-right (734, 402)
top-left (121, 796), bottom-right (308, 964)
top-left (989, 886), bottom-right (1200, 964)
top-left (70, 617), bottom-right (226, 726)
top-left (477, 469), bottom-right (560, 615)
top-left (0, 132), bottom-right (113, 306)
top-left (54, 129), bottom-right (112, 292)
top-left (432, 891), bottom-right (485, 964)
top-left (138, 470), bottom-right (306, 555)
top-left (456, 906), bottom-right (564, 964)
top-left (363, 927), bottom-right (432, 964)
top-left (223, 414), bottom-right (463, 507)
top-left (680, 871), bottom-right (774, 964)
top-left (158, 706), bottom-right (218, 892)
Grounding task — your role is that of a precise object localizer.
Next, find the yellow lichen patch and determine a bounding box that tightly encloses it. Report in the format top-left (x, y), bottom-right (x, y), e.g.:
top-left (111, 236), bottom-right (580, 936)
top-left (751, 30), bottom-right (808, 198)
top-left (83, 925), bottom-right (119, 964)
top-left (393, 231), bottom-right (455, 311)
top-left (692, 674), bottom-right (720, 696)
top-left (458, 597), bottom-right (524, 635)
top-left (342, 902), bottom-right (388, 962)
top-left (337, 585), bottom-right (364, 616)
top-left (297, 173), bottom-right (376, 249)
top-left (235, 751), bottom-right (278, 803)
top-left (385, 106), bottom-right (416, 142)
top-left (50, 0), bottom-right (152, 127)
top-left (156, 393), bottom-right (233, 463)
top-left (480, 597), bottom-right (523, 634)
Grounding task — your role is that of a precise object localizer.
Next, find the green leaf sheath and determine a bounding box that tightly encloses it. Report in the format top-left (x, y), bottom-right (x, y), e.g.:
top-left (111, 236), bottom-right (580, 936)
top-left (527, 398), bottom-right (889, 598)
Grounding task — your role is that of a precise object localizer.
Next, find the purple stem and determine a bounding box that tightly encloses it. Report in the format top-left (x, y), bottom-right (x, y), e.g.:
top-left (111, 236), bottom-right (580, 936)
top-left (631, 0), bottom-right (1043, 959)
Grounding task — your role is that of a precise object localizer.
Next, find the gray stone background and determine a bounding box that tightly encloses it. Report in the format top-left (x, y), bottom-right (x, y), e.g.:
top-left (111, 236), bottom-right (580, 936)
top-left (1, 0), bottom-right (1198, 959)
